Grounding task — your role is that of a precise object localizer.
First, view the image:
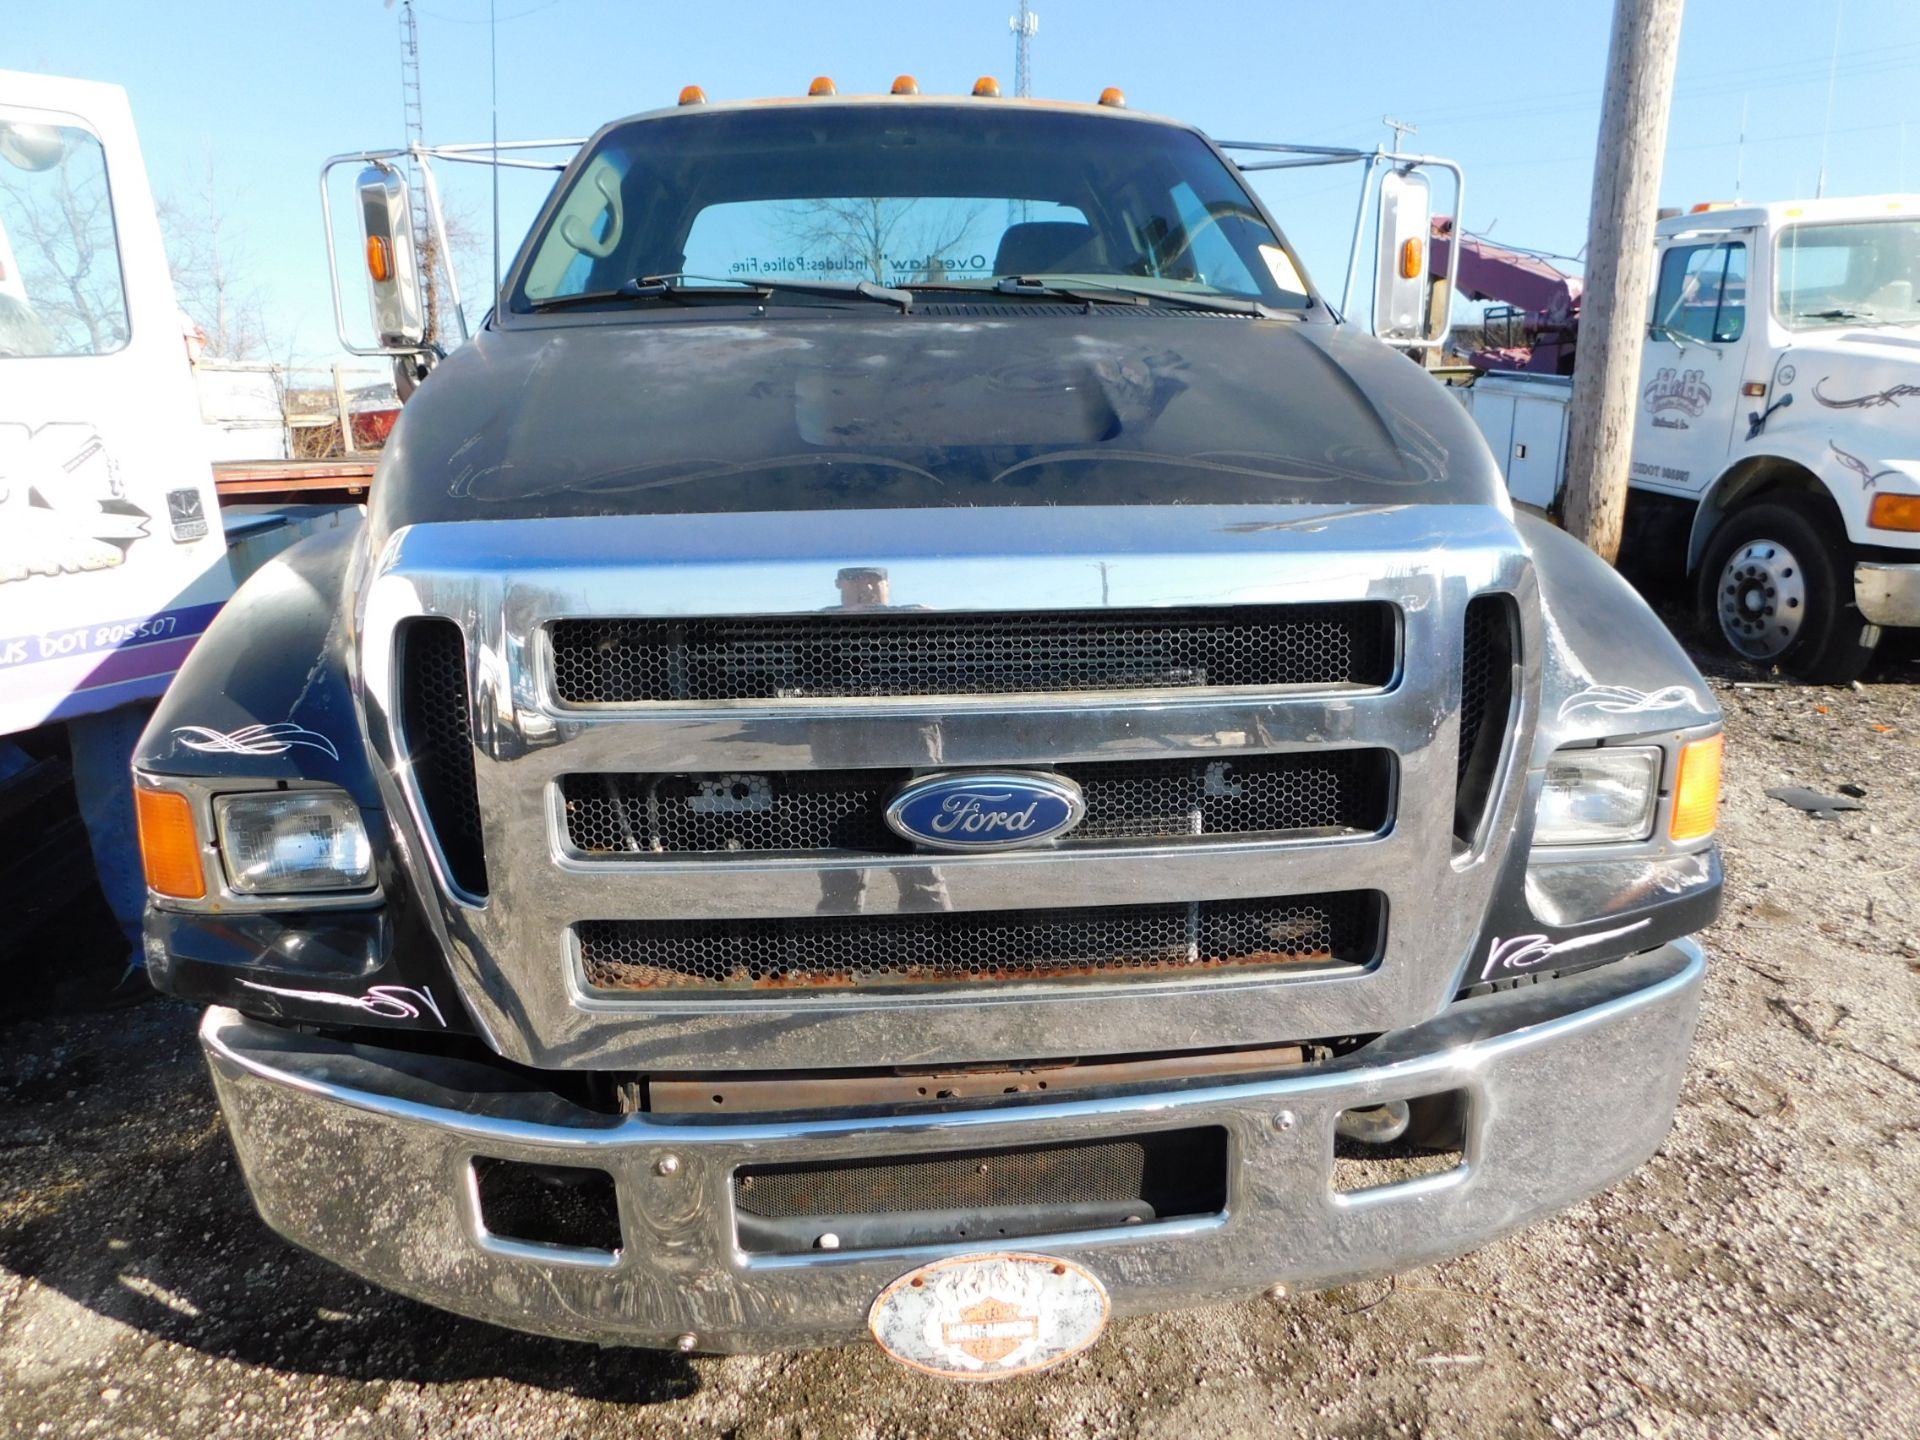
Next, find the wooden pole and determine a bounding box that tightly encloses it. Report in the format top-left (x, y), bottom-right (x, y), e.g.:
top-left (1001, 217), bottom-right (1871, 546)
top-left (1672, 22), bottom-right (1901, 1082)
top-left (1562, 0), bottom-right (1685, 562)
top-left (333, 364), bottom-right (357, 455)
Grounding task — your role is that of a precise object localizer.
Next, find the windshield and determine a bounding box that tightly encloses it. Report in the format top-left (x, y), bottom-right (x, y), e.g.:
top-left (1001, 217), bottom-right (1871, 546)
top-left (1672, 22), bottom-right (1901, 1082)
top-left (510, 104), bottom-right (1311, 312)
top-left (1775, 219), bottom-right (1920, 329)
top-left (0, 120), bottom-right (130, 358)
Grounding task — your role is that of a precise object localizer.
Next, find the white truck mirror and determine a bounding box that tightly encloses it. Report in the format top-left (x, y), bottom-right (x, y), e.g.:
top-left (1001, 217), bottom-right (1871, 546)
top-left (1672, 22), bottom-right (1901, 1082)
top-left (1372, 167), bottom-right (1433, 345)
top-left (0, 120), bottom-right (69, 172)
top-left (355, 162), bottom-right (425, 350)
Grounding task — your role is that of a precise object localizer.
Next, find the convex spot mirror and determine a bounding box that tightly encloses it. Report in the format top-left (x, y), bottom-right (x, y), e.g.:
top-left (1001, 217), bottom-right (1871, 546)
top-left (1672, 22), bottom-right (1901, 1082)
top-left (1372, 166), bottom-right (1434, 345)
top-left (356, 161), bottom-right (425, 349)
top-left (0, 122), bottom-right (68, 172)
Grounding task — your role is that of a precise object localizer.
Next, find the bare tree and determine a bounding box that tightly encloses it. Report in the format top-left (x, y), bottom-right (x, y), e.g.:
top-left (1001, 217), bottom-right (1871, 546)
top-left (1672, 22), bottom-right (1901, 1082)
top-left (0, 130), bottom-right (129, 353)
top-left (777, 197), bottom-right (988, 286)
top-left (159, 155), bottom-right (272, 360)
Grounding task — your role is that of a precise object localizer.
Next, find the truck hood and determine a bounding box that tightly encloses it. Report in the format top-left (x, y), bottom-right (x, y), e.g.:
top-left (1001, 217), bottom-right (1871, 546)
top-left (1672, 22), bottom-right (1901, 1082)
top-left (368, 310), bottom-right (1509, 540)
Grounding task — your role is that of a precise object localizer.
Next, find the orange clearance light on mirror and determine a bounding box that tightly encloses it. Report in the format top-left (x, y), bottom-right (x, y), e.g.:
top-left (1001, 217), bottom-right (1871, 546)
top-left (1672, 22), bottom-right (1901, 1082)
top-left (1399, 237), bottom-right (1424, 279)
top-left (1869, 492), bottom-right (1920, 531)
top-left (808, 76), bottom-right (837, 96)
top-left (1098, 86), bottom-right (1127, 108)
top-left (891, 75), bottom-right (920, 95)
top-left (678, 85), bottom-right (707, 106)
top-left (365, 234), bottom-right (392, 284)
top-left (136, 788), bottom-right (206, 900)
top-left (1670, 733), bottom-right (1724, 842)
top-left (973, 76), bottom-right (1002, 97)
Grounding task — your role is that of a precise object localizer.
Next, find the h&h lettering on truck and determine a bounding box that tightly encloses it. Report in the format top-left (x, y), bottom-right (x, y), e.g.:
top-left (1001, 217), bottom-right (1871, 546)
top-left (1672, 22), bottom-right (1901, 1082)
top-left (130, 82), bottom-right (1722, 1379)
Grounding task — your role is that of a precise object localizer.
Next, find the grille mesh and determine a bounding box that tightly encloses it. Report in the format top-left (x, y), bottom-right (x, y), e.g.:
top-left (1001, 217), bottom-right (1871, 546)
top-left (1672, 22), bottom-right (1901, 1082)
top-left (1455, 595), bottom-right (1516, 843)
top-left (400, 619), bottom-right (489, 896)
top-left (549, 604), bottom-right (1394, 704)
top-left (562, 750), bottom-right (1390, 857)
top-left (576, 892), bottom-right (1379, 993)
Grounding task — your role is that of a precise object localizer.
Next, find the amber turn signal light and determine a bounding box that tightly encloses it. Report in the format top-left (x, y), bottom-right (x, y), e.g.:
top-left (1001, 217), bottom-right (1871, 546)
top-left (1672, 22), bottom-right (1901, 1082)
top-left (1868, 492), bottom-right (1920, 532)
top-left (136, 787), bottom-right (206, 900)
top-left (365, 234), bottom-right (392, 284)
top-left (1399, 237), bottom-right (1424, 280)
top-left (1670, 733), bottom-right (1724, 842)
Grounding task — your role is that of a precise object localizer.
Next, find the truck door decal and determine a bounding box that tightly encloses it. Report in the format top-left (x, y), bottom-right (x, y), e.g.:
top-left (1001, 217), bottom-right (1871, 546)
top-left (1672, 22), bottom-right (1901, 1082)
top-left (1643, 367), bottom-right (1713, 424)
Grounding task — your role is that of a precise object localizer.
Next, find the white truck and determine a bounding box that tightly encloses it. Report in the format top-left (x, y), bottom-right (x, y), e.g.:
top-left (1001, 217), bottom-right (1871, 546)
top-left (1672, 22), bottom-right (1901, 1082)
top-left (1465, 195), bottom-right (1920, 682)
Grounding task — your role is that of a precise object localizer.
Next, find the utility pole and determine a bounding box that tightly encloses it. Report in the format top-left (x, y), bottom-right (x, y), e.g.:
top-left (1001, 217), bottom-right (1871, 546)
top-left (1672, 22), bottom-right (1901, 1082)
top-left (1561, 0), bottom-right (1685, 563)
top-left (1382, 116), bottom-right (1417, 152)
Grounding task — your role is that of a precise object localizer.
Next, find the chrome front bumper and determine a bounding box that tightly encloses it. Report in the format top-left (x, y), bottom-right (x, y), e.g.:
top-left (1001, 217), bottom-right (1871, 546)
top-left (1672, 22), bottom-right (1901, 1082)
top-left (202, 941), bottom-right (1705, 1353)
top-left (1856, 561), bottom-right (1920, 627)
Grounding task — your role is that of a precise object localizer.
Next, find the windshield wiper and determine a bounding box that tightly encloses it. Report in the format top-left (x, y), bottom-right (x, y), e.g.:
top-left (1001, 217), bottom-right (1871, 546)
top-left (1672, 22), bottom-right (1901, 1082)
top-left (1650, 320), bottom-right (1720, 357)
top-left (992, 275), bottom-right (1273, 315)
top-left (1796, 306), bottom-right (1878, 323)
top-left (525, 273), bottom-right (914, 314)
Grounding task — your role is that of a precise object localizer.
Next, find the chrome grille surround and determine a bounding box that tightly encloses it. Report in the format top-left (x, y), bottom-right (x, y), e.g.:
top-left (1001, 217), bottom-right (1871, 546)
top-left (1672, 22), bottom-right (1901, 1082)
top-left (358, 503), bottom-right (1539, 1071)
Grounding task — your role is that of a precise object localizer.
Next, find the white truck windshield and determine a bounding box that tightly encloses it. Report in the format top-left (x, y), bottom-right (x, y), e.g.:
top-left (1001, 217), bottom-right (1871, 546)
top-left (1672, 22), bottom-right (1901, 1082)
top-left (512, 105), bottom-right (1309, 311)
top-left (1775, 218), bottom-right (1920, 329)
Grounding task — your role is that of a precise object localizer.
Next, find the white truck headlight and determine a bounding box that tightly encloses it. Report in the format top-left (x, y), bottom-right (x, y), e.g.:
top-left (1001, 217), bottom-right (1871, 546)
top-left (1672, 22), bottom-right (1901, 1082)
top-left (214, 791), bottom-right (374, 895)
top-left (1534, 747), bottom-right (1661, 845)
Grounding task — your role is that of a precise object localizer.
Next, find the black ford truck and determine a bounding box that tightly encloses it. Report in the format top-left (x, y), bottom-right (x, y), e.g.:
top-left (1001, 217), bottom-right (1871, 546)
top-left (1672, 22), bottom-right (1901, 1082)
top-left (133, 85), bottom-right (1723, 1379)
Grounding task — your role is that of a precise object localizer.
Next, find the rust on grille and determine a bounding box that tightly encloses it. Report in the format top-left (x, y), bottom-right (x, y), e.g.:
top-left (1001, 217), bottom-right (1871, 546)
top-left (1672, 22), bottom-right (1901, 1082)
top-left (575, 893), bottom-right (1381, 995)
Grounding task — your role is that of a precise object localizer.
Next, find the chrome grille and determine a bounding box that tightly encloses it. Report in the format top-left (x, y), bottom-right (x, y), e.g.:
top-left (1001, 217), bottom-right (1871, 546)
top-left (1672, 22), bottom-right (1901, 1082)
top-left (575, 892), bottom-right (1381, 993)
top-left (548, 603), bottom-right (1395, 704)
top-left (560, 750), bottom-right (1392, 858)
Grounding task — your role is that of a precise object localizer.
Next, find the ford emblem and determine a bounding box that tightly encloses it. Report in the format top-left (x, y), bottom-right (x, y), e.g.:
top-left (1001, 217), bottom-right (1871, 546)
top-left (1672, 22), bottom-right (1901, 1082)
top-left (885, 771), bottom-right (1086, 852)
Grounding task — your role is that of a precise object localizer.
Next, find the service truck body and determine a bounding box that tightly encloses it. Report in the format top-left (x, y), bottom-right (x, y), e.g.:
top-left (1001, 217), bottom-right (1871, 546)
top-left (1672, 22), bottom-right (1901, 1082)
top-left (138, 93), bottom-right (1722, 1375)
top-left (1465, 195), bottom-right (1920, 681)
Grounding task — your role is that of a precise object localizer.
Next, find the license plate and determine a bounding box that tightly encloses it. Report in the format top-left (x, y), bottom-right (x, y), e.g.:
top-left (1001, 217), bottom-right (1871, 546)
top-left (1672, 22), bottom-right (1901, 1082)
top-left (867, 1251), bottom-right (1110, 1381)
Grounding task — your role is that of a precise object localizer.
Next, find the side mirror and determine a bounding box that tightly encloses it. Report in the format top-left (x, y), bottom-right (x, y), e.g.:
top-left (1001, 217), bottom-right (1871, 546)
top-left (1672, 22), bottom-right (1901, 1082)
top-left (356, 162), bottom-right (425, 349)
top-left (1371, 166), bottom-right (1434, 345)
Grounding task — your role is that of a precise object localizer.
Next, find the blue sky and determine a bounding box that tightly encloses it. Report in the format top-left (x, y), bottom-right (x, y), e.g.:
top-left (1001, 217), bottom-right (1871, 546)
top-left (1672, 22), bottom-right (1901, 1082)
top-left (9, 0), bottom-right (1919, 364)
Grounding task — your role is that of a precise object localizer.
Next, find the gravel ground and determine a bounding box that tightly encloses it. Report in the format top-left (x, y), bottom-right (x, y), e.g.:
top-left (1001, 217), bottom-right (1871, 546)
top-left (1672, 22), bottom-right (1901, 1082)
top-left (2, 646), bottom-right (1917, 1440)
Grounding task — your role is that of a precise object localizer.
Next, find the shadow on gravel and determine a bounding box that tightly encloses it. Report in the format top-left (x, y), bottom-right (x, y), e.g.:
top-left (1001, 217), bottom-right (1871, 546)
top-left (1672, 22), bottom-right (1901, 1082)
top-left (0, 999), bottom-right (699, 1407)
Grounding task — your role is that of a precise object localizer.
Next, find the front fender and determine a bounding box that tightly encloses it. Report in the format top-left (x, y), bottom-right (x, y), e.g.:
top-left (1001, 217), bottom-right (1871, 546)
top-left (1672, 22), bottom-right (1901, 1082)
top-left (135, 519), bottom-right (473, 1036)
top-left (1452, 515), bottom-right (1723, 996)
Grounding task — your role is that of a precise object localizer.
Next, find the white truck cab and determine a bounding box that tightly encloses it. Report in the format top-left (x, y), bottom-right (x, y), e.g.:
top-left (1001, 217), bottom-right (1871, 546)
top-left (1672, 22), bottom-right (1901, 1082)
top-left (1470, 194), bottom-right (1920, 681)
top-left (0, 70), bottom-right (232, 731)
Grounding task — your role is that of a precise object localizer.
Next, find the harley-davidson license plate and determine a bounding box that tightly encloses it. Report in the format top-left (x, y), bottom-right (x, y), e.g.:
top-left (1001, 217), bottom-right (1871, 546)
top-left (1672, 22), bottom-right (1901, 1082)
top-left (867, 1252), bottom-right (1110, 1381)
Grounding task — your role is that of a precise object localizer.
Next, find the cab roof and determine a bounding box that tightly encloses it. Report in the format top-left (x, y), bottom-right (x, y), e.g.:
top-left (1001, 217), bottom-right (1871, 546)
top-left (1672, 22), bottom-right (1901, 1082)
top-left (1656, 193), bottom-right (1920, 236)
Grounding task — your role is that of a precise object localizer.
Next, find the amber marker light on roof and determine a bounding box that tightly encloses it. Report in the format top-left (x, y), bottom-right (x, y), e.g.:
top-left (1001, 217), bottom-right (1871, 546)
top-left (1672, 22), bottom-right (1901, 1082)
top-left (1670, 734), bottom-right (1724, 843)
top-left (1868, 493), bottom-right (1920, 532)
top-left (678, 85), bottom-right (707, 106)
top-left (973, 76), bottom-right (1002, 97)
top-left (808, 76), bottom-right (837, 96)
top-left (891, 75), bottom-right (920, 95)
top-left (1098, 86), bottom-right (1128, 108)
top-left (136, 787), bottom-right (206, 900)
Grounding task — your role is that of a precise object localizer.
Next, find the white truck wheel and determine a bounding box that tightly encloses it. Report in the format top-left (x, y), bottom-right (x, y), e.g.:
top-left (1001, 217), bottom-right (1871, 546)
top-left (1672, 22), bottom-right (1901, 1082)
top-left (1698, 499), bottom-right (1880, 684)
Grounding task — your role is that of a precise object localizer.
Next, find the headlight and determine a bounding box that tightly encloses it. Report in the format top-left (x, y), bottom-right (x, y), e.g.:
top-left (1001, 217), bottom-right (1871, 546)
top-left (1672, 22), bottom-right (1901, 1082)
top-left (1534, 747), bottom-right (1661, 845)
top-left (214, 791), bottom-right (374, 894)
